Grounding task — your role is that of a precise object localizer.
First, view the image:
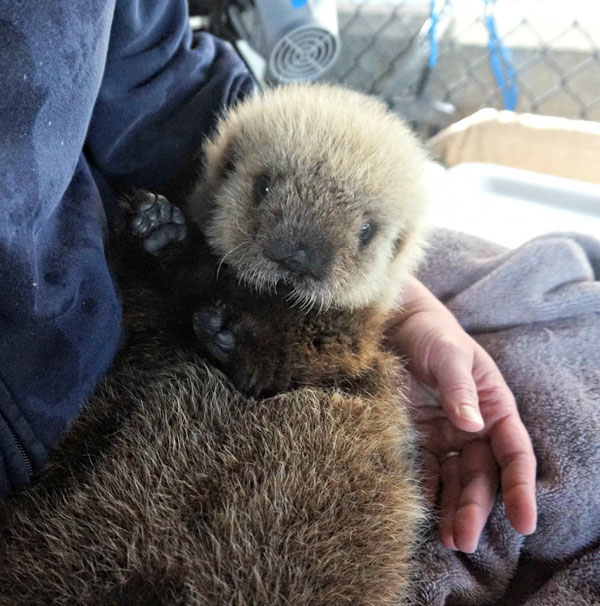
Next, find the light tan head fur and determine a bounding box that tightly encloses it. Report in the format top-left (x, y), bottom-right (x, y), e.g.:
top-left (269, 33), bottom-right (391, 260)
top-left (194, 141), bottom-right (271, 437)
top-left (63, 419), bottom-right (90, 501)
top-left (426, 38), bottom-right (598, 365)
top-left (188, 83), bottom-right (429, 312)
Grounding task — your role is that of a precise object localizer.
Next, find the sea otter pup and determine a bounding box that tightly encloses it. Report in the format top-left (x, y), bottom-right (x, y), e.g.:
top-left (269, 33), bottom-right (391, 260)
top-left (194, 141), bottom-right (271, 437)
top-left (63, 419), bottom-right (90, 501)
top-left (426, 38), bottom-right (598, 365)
top-left (177, 83), bottom-right (430, 313)
top-left (0, 82), bottom-right (431, 603)
top-left (123, 191), bottom-right (399, 398)
top-left (0, 192), bottom-right (424, 605)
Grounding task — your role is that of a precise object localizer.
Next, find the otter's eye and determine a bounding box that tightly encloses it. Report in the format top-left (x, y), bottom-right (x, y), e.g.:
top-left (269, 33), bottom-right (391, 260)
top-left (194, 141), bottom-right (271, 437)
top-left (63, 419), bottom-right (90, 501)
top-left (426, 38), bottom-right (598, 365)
top-left (252, 174), bottom-right (271, 206)
top-left (358, 221), bottom-right (376, 246)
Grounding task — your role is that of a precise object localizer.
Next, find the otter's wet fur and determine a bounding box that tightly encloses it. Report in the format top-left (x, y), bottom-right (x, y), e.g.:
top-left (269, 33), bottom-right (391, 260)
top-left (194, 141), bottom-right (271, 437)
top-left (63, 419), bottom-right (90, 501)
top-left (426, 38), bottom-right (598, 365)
top-left (183, 83), bottom-right (430, 313)
top-left (0, 231), bottom-right (424, 605)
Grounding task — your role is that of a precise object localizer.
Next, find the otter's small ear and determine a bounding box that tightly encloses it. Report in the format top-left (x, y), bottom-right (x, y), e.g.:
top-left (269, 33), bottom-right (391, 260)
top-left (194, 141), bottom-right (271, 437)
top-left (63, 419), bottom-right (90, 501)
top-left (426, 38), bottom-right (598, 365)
top-left (185, 179), bottom-right (215, 222)
top-left (219, 139), bottom-right (238, 180)
top-left (392, 234), bottom-right (405, 257)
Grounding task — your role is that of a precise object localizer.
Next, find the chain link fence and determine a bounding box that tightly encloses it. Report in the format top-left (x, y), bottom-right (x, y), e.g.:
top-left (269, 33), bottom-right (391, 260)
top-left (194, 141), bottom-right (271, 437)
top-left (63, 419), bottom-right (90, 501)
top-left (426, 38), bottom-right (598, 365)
top-left (322, 0), bottom-right (600, 129)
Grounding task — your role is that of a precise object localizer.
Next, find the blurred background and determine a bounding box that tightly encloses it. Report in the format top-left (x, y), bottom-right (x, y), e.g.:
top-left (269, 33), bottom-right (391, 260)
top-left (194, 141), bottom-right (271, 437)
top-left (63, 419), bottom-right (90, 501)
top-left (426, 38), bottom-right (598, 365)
top-left (188, 1), bottom-right (600, 247)
top-left (188, 1), bottom-right (600, 131)
top-left (330, 1), bottom-right (599, 122)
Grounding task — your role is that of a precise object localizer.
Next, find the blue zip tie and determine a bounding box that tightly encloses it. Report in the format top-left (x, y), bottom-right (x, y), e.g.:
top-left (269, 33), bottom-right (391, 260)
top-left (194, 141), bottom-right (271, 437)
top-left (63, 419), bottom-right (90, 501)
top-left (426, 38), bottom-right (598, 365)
top-left (291, 0), bottom-right (308, 7)
top-left (484, 0), bottom-right (519, 110)
top-left (428, 0), bottom-right (442, 68)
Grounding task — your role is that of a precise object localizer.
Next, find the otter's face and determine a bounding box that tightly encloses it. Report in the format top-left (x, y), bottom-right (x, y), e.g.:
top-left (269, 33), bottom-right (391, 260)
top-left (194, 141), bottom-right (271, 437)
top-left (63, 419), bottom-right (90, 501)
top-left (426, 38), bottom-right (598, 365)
top-left (202, 161), bottom-right (399, 311)
top-left (188, 84), bottom-right (429, 311)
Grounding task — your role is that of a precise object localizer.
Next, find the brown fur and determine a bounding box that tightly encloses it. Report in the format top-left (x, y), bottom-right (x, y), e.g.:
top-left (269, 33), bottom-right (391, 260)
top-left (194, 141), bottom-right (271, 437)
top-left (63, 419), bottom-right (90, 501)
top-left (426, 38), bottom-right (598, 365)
top-left (123, 219), bottom-right (388, 398)
top-left (0, 229), bottom-right (424, 605)
top-left (182, 83), bottom-right (430, 313)
top-left (0, 83), bottom-right (431, 603)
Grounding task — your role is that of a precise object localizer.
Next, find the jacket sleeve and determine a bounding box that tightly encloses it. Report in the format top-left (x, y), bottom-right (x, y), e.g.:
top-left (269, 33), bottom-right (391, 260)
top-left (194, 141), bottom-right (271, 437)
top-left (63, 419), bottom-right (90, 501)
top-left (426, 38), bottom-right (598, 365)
top-left (0, 0), bottom-right (252, 497)
top-left (86, 0), bottom-right (255, 191)
top-left (0, 1), bottom-right (122, 497)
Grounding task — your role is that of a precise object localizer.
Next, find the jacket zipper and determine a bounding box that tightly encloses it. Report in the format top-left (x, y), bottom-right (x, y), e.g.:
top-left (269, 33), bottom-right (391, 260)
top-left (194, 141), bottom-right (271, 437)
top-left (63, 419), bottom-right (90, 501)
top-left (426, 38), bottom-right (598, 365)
top-left (7, 424), bottom-right (33, 476)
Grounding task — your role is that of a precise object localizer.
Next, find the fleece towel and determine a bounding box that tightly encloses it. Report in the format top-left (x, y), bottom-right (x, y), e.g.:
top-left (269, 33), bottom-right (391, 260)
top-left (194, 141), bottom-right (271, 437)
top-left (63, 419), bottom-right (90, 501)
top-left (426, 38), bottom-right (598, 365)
top-left (414, 229), bottom-right (600, 605)
top-left (0, 0), bottom-right (252, 496)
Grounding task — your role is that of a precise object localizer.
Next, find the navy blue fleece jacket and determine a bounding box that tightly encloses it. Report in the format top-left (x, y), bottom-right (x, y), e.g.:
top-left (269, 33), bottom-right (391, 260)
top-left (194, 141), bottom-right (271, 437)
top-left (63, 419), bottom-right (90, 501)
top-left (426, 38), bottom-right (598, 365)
top-left (0, 0), bottom-right (253, 496)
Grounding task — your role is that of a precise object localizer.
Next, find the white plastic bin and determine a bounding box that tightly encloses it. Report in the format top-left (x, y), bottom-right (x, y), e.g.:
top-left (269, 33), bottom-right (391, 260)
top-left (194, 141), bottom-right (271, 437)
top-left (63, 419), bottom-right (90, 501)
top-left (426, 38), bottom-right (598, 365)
top-left (427, 162), bottom-right (600, 248)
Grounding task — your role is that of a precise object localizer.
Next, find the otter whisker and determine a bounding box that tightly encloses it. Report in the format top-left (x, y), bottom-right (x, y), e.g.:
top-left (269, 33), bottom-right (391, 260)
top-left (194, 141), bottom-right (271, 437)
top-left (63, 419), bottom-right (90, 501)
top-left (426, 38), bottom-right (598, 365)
top-left (286, 289), bottom-right (315, 315)
top-left (216, 242), bottom-right (247, 280)
top-left (268, 272), bottom-right (281, 296)
top-left (234, 217), bottom-right (251, 237)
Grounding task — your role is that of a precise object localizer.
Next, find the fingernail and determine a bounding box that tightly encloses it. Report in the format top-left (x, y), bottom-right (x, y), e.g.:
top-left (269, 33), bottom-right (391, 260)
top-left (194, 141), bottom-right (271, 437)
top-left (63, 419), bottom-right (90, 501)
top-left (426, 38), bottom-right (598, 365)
top-left (459, 405), bottom-right (484, 427)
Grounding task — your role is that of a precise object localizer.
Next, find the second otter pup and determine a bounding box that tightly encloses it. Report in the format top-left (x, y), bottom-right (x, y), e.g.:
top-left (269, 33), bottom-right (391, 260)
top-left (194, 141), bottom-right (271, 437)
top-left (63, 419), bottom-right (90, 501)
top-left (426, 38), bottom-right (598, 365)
top-left (181, 83), bottom-right (430, 313)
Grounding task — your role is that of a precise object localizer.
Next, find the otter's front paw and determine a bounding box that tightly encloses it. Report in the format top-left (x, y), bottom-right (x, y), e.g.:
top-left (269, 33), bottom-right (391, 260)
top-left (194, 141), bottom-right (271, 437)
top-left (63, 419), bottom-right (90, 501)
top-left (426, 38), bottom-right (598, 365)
top-left (130, 191), bottom-right (187, 255)
top-left (192, 302), bottom-right (237, 365)
top-left (192, 304), bottom-right (290, 398)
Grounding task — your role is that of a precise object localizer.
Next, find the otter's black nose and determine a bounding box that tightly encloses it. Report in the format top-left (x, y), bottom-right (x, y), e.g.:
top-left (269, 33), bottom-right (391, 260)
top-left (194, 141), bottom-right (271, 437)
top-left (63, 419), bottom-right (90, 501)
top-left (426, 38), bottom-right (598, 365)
top-left (279, 249), bottom-right (309, 274)
top-left (265, 234), bottom-right (333, 280)
top-left (266, 245), bottom-right (326, 279)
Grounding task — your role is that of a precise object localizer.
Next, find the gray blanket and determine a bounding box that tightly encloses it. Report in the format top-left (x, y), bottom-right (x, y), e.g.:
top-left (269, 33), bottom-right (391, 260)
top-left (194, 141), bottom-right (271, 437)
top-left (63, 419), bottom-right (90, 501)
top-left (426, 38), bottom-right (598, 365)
top-left (413, 229), bottom-right (600, 606)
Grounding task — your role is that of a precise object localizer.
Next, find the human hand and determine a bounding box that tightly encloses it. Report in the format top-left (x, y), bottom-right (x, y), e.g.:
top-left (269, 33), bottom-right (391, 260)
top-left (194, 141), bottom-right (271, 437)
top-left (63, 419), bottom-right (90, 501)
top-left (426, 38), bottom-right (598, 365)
top-left (385, 277), bottom-right (537, 553)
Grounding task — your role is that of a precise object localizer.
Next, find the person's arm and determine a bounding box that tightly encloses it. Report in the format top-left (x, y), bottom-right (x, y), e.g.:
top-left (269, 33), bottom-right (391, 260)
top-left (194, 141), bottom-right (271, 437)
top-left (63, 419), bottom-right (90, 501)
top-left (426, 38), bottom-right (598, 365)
top-left (0, 2), bottom-right (124, 496)
top-left (86, 0), bottom-right (255, 192)
top-left (386, 276), bottom-right (537, 553)
top-left (0, 0), bottom-right (252, 497)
